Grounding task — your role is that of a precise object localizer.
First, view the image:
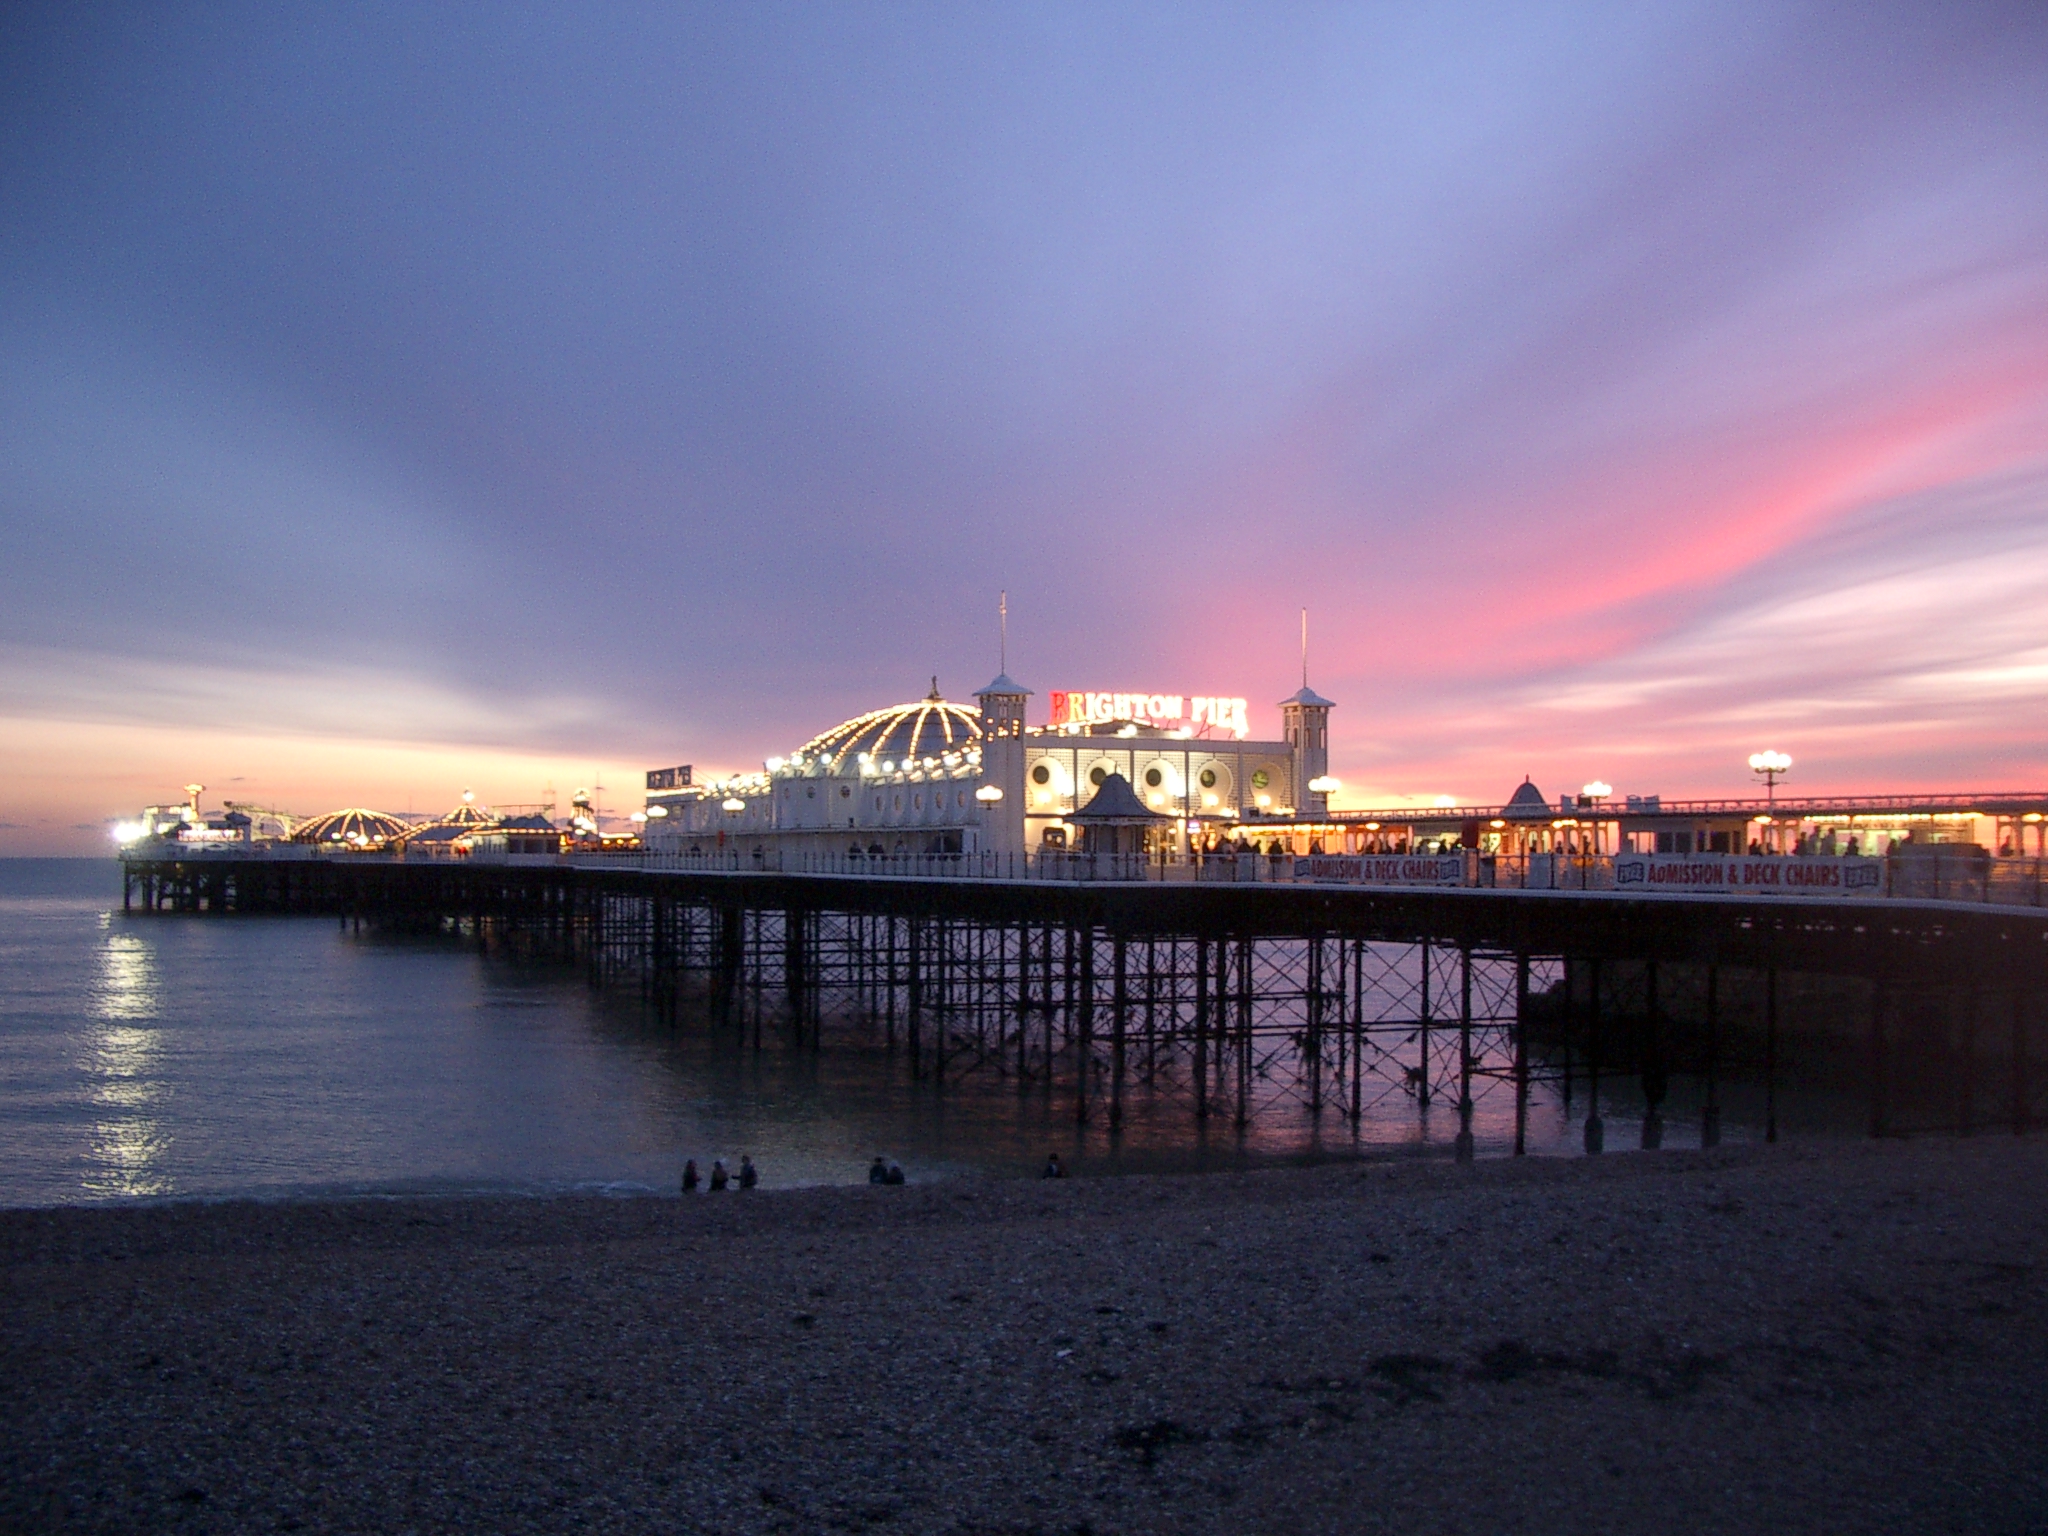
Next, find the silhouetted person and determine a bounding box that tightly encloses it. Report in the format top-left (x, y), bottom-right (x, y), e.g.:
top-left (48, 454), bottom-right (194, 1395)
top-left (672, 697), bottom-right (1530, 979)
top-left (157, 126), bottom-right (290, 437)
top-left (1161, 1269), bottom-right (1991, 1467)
top-left (884, 1160), bottom-right (906, 1185)
top-left (738, 1155), bottom-right (758, 1190)
top-left (681, 1159), bottom-right (700, 1194)
top-left (868, 1156), bottom-right (889, 1185)
top-left (709, 1159), bottom-right (729, 1191)
top-left (1042, 1153), bottom-right (1065, 1179)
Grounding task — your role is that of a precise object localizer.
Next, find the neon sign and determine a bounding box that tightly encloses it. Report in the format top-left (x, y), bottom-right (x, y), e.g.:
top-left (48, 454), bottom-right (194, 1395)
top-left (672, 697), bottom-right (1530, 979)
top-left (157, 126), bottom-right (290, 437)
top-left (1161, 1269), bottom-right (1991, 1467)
top-left (1049, 691), bottom-right (1250, 738)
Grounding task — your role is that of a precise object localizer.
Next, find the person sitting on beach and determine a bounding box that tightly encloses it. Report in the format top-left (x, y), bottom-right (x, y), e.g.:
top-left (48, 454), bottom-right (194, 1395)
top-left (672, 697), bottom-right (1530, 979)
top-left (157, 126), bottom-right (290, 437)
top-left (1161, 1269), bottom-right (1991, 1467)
top-left (884, 1160), bottom-right (906, 1185)
top-left (1042, 1153), bottom-right (1065, 1179)
top-left (681, 1159), bottom-right (700, 1194)
top-left (709, 1159), bottom-right (729, 1191)
top-left (738, 1155), bottom-right (758, 1190)
top-left (868, 1156), bottom-right (889, 1184)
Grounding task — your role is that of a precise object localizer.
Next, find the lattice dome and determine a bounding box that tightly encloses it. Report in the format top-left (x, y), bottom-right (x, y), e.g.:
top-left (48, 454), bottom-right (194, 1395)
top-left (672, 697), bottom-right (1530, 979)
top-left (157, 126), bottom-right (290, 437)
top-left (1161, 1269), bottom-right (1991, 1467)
top-left (795, 688), bottom-right (983, 773)
top-left (291, 807), bottom-right (413, 845)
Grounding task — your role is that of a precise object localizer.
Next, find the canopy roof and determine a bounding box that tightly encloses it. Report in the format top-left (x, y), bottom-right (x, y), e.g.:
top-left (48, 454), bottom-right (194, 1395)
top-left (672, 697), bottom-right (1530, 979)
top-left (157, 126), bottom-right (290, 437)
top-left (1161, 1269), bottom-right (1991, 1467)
top-left (1069, 772), bottom-right (1171, 823)
top-left (796, 687), bottom-right (984, 774)
top-left (1501, 778), bottom-right (1553, 820)
top-left (291, 808), bottom-right (412, 844)
top-left (1279, 685), bottom-right (1336, 708)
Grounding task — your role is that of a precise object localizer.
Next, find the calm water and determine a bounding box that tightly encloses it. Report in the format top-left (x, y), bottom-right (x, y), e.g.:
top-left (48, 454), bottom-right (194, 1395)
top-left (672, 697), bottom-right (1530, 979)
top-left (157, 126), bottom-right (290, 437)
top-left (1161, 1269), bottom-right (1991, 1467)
top-left (0, 859), bottom-right (1749, 1208)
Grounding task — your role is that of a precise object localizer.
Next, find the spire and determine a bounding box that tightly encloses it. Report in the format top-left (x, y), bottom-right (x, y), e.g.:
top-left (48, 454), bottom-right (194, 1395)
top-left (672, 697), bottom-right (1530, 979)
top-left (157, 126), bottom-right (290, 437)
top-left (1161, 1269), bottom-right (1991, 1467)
top-left (928, 675), bottom-right (941, 700)
top-left (1000, 589), bottom-right (1008, 676)
top-left (1301, 606), bottom-right (1308, 690)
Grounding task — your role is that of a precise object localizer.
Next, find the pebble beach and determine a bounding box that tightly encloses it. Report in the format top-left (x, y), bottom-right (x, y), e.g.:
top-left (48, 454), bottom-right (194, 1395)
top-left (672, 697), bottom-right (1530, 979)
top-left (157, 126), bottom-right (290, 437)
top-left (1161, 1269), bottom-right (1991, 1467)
top-left (4, 1137), bottom-right (2045, 1534)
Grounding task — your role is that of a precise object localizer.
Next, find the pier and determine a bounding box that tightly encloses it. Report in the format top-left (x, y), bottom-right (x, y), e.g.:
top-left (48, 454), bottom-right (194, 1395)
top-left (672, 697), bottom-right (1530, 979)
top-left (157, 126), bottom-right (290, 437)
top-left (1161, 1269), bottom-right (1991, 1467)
top-left (120, 853), bottom-right (2048, 1149)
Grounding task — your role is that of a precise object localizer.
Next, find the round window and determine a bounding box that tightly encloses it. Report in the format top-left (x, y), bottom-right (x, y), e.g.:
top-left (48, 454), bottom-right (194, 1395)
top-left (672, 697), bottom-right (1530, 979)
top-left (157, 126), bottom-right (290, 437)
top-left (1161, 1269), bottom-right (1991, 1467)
top-left (1031, 764), bottom-right (1051, 785)
top-left (1251, 769), bottom-right (1270, 790)
top-left (1089, 766), bottom-right (1107, 786)
top-left (1199, 768), bottom-right (1217, 789)
top-left (839, 785), bottom-right (850, 798)
top-left (1144, 767), bottom-right (1162, 788)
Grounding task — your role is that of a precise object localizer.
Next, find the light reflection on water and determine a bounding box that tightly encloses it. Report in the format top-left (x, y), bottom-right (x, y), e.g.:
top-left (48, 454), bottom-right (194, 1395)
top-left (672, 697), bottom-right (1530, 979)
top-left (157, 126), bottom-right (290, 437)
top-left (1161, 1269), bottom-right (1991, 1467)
top-left (0, 862), bottom-right (1760, 1207)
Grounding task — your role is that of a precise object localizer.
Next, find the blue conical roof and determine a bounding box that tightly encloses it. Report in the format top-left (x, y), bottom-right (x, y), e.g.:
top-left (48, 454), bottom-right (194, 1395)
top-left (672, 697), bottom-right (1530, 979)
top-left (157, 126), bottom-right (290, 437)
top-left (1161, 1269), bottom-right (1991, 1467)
top-left (1501, 778), bottom-right (1551, 820)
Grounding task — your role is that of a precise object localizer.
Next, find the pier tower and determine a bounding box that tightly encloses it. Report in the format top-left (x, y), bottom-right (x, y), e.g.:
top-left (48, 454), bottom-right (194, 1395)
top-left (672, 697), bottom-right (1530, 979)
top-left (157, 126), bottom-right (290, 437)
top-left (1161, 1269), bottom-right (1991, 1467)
top-left (974, 672), bottom-right (1031, 855)
top-left (1281, 685), bottom-right (1335, 817)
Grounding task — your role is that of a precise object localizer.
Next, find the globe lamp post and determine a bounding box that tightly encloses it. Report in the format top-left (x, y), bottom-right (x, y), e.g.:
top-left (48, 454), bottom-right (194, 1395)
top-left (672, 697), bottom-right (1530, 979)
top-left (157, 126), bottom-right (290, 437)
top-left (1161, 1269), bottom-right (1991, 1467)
top-left (1748, 751), bottom-right (1791, 809)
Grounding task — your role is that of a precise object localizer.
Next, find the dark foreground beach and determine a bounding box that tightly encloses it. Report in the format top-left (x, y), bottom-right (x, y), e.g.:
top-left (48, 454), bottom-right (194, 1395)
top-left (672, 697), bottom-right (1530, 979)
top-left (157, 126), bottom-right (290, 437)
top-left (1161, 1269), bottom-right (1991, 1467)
top-left (3, 1139), bottom-right (2045, 1535)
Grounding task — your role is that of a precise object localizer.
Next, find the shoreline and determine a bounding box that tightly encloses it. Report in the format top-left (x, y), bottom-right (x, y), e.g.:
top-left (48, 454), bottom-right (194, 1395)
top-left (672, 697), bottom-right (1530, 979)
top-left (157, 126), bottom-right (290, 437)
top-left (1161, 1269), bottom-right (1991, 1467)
top-left (5, 1137), bottom-right (2045, 1533)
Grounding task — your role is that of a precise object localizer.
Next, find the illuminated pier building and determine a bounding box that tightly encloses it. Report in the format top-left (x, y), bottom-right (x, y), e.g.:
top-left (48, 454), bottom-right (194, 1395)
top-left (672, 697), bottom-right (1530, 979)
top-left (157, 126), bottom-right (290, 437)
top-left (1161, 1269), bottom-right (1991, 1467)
top-left (641, 675), bottom-right (1333, 862)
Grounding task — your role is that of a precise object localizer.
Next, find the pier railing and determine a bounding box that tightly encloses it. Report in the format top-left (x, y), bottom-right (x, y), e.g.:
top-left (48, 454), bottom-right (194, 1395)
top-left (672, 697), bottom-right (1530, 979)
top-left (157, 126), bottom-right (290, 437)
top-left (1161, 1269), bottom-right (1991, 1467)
top-left (119, 840), bottom-right (2048, 905)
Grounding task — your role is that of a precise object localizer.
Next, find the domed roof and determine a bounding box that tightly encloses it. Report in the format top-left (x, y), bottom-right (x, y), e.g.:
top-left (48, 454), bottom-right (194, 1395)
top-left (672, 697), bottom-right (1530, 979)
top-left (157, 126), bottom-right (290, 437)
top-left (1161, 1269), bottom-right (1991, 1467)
top-left (439, 792), bottom-right (494, 826)
top-left (796, 684), bottom-right (984, 773)
top-left (1501, 778), bottom-right (1552, 820)
top-left (291, 807), bottom-right (413, 845)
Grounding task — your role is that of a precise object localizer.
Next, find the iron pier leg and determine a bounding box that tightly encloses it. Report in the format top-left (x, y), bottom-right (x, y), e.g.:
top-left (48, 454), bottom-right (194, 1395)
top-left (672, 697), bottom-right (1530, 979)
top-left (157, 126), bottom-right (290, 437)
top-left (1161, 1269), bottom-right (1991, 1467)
top-left (1350, 938), bottom-right (1363, 1127)
top-left (1417, 939), bottom-right (1432, 1112)
top-left (1513, 952), bottom-right (1530, 1156)
top-left (1110, 932), bottom-right (1127, 1130)
top-left (1583, 958), bottom-right (1604, 1155)
top-left (1455, 946), bottom-right (1475, 1162)
top-left (1236, 936), bottom-right (1252, 1130)
top-left (908, 919), bottom-right (924, 1079)
top-left (1075, 928), bottom-right (1095, 1124)
top-left (1194, 936), bottom-right (1210, 1120)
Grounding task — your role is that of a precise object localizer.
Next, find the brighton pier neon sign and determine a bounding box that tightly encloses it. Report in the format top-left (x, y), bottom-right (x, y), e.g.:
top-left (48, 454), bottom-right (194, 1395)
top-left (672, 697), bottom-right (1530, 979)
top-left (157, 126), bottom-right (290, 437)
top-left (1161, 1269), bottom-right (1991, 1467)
top-left (1048, 691), bottom-right (1250, 738)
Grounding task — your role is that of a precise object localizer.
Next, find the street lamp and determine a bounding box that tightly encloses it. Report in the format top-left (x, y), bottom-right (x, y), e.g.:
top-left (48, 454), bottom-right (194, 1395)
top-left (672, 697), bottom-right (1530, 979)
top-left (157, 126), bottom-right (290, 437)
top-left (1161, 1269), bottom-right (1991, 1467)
top-left (974, 784), bottom-right (1003, 803)
top-left (1748, 750), bottom-right (1792, 808)
top-left (1307, 775), bottom-right (1340, 795)
top-left (721, 797), bottom-right (746, 813)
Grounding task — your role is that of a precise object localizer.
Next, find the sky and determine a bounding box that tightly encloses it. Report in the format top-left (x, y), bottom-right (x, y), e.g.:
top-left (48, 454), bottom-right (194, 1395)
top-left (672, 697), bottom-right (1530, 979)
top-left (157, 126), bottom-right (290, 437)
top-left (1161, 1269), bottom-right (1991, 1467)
top-left (4, 2), bottom-right (2047, 852)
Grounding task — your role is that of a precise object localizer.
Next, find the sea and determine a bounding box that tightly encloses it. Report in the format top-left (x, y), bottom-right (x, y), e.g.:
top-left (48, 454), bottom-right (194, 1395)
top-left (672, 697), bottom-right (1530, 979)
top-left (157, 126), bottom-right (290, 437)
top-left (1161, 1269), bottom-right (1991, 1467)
top-left (0, 858), bottom-right (1756, 1208)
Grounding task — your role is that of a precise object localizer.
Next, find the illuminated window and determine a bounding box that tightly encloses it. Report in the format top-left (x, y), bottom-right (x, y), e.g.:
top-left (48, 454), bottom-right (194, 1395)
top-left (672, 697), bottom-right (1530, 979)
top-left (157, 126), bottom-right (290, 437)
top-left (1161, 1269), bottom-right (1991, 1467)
top-left (1199, 768), bottom-right (1217, 789)
top-left (1251, 769), bottom-right (1270, 790)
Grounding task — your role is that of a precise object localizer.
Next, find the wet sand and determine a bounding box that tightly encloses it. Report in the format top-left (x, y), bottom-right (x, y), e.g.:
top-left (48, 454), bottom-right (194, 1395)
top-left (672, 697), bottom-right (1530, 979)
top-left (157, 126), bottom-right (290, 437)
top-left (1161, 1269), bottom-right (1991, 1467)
top-left (3, 1137), bottom-right (2045, 1534)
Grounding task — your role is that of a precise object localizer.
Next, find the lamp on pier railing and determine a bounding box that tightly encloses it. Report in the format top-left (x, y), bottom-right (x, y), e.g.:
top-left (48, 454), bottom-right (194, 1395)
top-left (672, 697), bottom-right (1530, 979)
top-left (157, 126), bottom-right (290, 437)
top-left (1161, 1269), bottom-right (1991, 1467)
top-left (974, 784), bottom-right (1003, 803)
top-left (1748, 750), bottom-right (1792, 809)
top-left (1307, 775), bottom-right (1339, 795)
top-left (721, 797), bottom-right (746, 813)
